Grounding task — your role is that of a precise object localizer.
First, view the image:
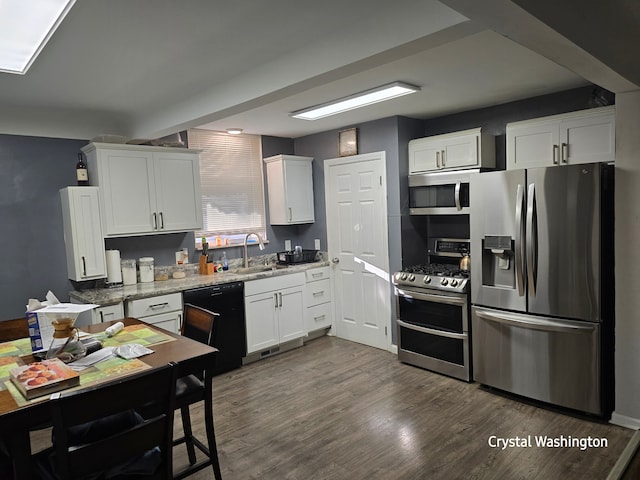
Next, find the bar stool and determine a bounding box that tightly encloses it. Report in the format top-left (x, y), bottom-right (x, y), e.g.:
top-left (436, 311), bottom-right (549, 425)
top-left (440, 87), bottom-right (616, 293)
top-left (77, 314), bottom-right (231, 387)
top-left (174, 304), bottom-right (223, 480)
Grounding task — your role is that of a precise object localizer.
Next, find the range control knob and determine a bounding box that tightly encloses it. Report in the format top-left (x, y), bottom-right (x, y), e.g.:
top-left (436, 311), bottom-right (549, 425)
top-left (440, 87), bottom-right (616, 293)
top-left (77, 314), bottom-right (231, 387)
top-left (423, 276), bottom-right (431, 284)
top-left (400, 273), bottom-right (408, 281)
top-left (408, 274), bottom-right (415, 282)
top-left (440, 278), bottom-right (448, 286)
top-left (451, 279), bottom-right (458, 287)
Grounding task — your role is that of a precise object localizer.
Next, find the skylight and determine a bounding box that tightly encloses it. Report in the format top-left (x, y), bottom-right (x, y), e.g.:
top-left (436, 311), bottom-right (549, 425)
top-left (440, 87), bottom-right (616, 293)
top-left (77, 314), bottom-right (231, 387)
top-left (0, 0), bottom-right (76, 75)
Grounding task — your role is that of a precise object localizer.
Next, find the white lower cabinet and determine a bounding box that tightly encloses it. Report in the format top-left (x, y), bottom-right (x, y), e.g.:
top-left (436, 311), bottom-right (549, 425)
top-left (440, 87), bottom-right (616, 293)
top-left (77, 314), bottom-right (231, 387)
top-left (125, 292), bottom-right (182, 334)
top-left (304, 267), bottom-right (332, 332)
top-left (92, 303), bottom-right (124, 325)
top-left (244, 272), bottom-right (305, 354)
top-left (71, 300), bottom-right (124, 327)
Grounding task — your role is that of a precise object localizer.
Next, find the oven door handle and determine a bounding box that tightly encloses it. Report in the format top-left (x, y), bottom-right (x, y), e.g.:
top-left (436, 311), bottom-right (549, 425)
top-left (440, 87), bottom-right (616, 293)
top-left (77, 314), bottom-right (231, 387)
top-left (397, 319), bottom-right (467, 340)
top-left (396, 288), bottom-right (466, 306)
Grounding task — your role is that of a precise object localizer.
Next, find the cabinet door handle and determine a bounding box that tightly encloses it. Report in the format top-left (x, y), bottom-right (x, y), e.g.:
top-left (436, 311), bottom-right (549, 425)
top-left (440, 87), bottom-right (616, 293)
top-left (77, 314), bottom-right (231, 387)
top-left (313, 314), bottom-right (326, 321)
top-left (279, 292), bottom-right (283, 308)
top-left (159, 212), bottom-right (164, 229)
top-left (441, 150), bottom-right (446, 167)
top-left (312, 291), bottom-right (325, 298)
top-left (561, 143), bottom-right (568, 163)
top-left (274, 293), bottom-right (278, 309)
top-left (553, 144), bottom-right (559, 164)
top-left (435, 151), bottom-right (440, 168)
top-left (289, 207), bottom-right (293, 222)
top-left (82, 256), bottom-right (87, 276)
top-left (152, 212), bottom-right (158, 230)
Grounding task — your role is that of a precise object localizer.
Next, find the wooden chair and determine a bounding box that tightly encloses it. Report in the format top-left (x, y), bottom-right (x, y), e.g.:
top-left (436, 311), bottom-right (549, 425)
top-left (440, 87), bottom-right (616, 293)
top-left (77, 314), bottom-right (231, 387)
top-left (174, 304), bottom-right (223, 480)
top-left (34, 363), bottom-right (177, 480)
top-left (0, 318), bottom-right (28, 342)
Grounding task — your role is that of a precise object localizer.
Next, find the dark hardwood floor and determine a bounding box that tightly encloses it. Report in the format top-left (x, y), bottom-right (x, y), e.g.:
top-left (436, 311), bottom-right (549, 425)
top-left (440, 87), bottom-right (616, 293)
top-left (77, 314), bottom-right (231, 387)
top-left (183, 335), bottom-right (633, 479)
top-left (31, 335), bottom-right (635, 479)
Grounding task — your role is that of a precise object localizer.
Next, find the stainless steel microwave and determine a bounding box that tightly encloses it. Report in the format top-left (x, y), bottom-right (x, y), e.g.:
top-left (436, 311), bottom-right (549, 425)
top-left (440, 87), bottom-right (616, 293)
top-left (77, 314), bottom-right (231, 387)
top-left (409, 169), bottom-right (478, 215)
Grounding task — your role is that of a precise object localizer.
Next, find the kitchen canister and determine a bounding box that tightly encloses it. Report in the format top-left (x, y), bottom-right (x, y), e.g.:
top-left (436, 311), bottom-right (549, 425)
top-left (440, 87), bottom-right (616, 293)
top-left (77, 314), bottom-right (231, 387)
top-left (121, 259), bottom-right (137, 285)
top-left (139, 257), bottom-right (155, 283)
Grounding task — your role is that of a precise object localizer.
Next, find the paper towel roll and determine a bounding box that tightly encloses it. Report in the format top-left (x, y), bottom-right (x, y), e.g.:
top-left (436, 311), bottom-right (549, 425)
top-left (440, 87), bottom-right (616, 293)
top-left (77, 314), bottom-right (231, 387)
top-left (106, 250), bottom-right (122, 284)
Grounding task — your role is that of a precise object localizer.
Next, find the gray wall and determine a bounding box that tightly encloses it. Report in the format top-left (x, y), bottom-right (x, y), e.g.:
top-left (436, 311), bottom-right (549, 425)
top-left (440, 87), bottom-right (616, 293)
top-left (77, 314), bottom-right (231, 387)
top-left (613, 90), bottom-right (640, 427)
top-left (0, 134), bottom-right (85, 318)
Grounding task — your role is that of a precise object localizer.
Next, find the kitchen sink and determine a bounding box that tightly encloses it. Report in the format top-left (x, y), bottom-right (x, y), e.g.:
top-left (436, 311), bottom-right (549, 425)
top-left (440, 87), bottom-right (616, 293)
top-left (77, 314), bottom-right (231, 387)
top-left (230, 265), bottom-right (274, 275)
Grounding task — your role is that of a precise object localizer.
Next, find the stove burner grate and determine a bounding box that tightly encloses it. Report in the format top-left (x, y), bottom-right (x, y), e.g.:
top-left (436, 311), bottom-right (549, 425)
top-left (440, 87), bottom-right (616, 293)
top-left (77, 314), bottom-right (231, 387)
top-left (404, 263), bottom-right (469, 278)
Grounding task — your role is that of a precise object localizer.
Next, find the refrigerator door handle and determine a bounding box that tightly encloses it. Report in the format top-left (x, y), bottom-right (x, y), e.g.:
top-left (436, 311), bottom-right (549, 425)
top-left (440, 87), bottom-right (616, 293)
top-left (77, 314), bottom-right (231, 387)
top-left (475, 309), bottom-right (597, 334)
top-left (454, 181), bottom-right (461, 211)
top-left (515, 184), bottom-right (526, 296)
top-left (526, 183), bottom-right (538, 296)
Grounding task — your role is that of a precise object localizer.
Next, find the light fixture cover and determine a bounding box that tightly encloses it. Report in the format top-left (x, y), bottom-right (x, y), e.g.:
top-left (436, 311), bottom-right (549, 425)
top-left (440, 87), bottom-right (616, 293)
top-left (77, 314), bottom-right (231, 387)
top-left (226, 128), bottom-right (243, 135)
top-left (0, 0), bottom-right (77, 75)
top-left (291, 81), bottom-right (420, 120)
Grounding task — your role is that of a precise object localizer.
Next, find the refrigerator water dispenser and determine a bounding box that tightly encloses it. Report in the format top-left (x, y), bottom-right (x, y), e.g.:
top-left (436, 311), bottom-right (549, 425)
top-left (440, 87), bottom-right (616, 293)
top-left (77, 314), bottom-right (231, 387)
top-left (482, 235), bottom-right (514, 288)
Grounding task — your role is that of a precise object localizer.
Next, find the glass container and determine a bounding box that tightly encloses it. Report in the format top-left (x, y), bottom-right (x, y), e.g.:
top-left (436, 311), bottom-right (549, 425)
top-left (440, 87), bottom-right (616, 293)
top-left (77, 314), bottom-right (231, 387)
top-left (121, 259), bottom-right (137, 285)
top-left (139, 257), bottom-right (154, 283)
top-left (45, 316), bottom-right (86, 363)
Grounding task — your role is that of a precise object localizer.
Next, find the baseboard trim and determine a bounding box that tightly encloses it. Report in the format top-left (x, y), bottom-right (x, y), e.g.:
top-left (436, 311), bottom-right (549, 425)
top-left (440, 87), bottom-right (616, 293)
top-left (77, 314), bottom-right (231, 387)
top-left (611, 412), bottom-right (640, 430)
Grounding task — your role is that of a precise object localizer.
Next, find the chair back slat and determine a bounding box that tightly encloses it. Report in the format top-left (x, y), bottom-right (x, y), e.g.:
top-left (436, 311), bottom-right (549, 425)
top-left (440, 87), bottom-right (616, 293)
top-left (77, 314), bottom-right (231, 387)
top-left (50, 363), bottom-right (177, 479)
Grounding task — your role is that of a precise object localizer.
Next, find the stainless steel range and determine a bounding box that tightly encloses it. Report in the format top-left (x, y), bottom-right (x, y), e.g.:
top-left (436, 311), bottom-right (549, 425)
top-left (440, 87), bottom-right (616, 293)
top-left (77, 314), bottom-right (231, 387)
top-left (393, 238), bottom-right (471, 381)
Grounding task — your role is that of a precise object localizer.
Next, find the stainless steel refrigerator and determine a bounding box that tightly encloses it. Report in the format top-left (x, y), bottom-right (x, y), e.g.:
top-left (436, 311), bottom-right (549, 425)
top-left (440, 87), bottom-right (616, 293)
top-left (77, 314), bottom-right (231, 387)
top-left (469, 163), bottom-right (614, 416)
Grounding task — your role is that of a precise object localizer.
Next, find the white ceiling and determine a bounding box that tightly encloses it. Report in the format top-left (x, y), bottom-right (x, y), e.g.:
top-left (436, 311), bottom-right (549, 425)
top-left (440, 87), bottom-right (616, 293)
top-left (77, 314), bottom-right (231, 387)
top-left (0, 0), bottom-right (637, 141)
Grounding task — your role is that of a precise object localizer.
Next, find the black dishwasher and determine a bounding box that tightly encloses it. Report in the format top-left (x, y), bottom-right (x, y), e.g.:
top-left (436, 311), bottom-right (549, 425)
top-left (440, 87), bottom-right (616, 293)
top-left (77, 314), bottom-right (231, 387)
top-left (183, 281), bottom-right (246, 376)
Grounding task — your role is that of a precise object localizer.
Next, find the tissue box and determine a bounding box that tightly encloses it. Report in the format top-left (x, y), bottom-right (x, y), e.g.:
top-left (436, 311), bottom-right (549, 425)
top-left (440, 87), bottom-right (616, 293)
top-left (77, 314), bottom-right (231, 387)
top-left (27, 303), bottom-right (98, 353)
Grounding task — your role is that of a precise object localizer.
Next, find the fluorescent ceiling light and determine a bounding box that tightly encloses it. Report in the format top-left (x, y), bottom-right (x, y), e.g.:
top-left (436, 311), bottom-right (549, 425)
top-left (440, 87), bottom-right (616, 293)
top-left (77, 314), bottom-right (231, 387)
top-left (0, 0), bottom-right (76, 75)
top-left (291, 81), bottom-right (420, 120)
top-left (226, 128), bottom-right (243, 135)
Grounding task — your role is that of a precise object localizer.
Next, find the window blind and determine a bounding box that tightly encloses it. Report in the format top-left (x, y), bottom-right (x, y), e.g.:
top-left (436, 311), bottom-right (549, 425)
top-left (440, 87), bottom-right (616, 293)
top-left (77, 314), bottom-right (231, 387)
top-left (187, 129), bottom-right (265, 238)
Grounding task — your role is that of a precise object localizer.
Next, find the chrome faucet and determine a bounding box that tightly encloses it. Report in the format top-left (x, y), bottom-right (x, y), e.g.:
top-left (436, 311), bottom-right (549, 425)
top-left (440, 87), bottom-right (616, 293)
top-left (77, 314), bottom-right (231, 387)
top-left (244, 232), bottom-right (265, 267)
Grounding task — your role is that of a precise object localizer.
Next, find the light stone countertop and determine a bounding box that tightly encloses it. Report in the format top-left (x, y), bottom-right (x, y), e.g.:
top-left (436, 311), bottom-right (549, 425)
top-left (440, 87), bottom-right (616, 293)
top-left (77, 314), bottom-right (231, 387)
top-left (70, 260), bottom-right (330, 306)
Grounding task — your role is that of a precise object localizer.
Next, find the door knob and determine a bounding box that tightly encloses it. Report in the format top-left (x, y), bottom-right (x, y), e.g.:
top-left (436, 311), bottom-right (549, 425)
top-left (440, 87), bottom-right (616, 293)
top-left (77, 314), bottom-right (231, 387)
top-left (332, 257), bottom-right (340, 264)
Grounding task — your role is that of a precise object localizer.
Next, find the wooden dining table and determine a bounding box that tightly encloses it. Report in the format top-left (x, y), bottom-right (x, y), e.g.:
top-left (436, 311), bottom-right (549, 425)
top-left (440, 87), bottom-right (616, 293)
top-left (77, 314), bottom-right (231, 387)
top-left (0, 317), bottom-right (218, 480)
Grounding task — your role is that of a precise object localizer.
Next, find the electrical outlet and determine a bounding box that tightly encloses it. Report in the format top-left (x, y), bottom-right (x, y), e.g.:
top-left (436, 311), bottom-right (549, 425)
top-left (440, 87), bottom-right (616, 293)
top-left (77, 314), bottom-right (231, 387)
top-left (284, 240), bottom-right (292, 251)
top-left (314, 239), bottom-right (321, 250)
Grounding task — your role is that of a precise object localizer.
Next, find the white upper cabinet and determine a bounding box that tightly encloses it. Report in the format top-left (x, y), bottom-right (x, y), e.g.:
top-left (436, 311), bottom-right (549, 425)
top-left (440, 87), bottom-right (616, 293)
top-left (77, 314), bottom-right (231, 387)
top-left (60, 187), bottom-right (107, 281)
top-left (409, 128), bottom-right (495, 173)
top-left (506, 106), bottom-right (616, 170)
top-left (82, 143), bottom-right (203, 237)
top-left (264, 155), bottom-right (314, 225)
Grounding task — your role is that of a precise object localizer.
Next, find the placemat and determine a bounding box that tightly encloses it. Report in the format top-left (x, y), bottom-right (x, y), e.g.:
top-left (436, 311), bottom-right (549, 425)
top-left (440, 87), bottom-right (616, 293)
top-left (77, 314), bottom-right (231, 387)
top-left (95, 324), bottom-right (176, 348)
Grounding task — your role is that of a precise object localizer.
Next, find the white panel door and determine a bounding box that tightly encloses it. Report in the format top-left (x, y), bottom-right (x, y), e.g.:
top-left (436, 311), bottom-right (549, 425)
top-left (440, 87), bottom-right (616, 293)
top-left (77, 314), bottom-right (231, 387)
top-left (325, 152), bottom-right (390, 350)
